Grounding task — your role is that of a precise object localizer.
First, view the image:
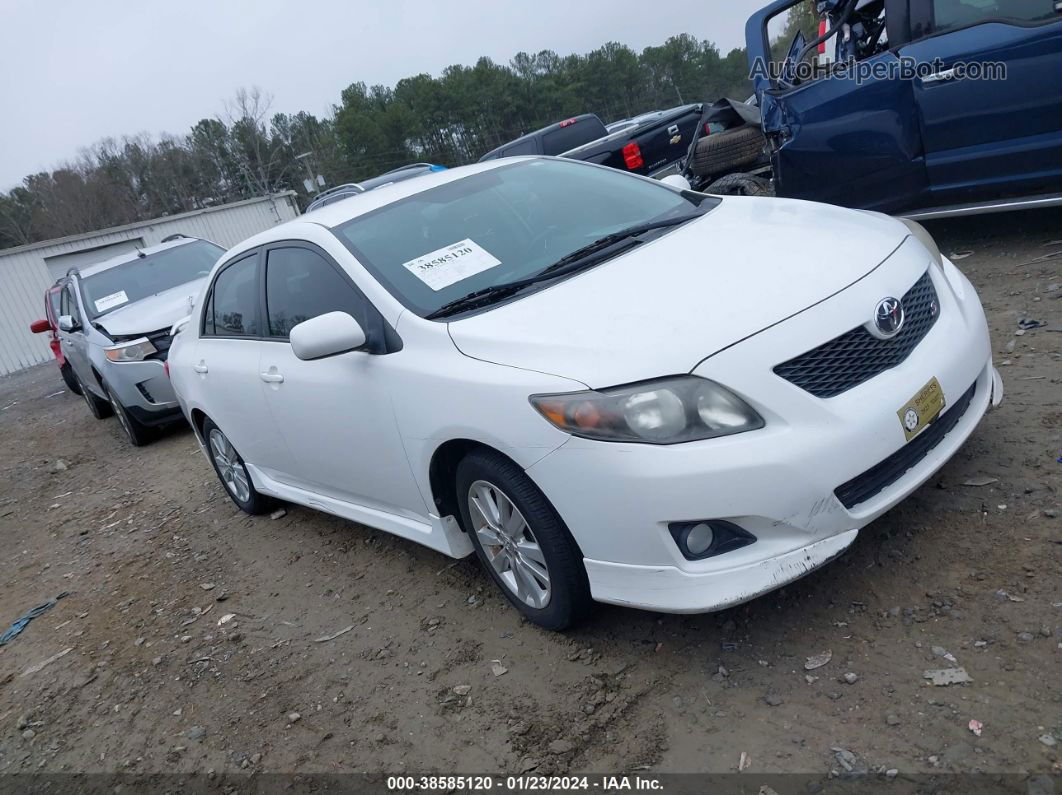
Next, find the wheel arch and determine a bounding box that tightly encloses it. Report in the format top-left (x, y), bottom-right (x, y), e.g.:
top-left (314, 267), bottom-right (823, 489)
top-left (428, 438), bottom-right (497, 525)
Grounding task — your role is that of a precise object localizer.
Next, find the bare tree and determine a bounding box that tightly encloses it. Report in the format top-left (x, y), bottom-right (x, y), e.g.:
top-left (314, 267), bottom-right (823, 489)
top-left (222, 87), bottom-right (290, 196)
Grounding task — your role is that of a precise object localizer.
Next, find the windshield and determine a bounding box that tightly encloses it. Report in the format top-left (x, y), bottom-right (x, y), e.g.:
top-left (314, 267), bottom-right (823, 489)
top-left (80, 240), bottom-right (225, 318)
top-left (332, 159), bottom-right (716, 317)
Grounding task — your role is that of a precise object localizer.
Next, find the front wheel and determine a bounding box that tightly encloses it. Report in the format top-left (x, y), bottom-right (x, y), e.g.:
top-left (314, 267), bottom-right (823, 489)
top-left (456, 449), bottom-right (592, 631)
top-left (103, 382), bottom-right (154, 447)
top-left (76, 372), bottom-right (113, 420)
top-left (202, 418), bottom-right (275, 515)
top-left (60, 363), bottom-right (82, 395)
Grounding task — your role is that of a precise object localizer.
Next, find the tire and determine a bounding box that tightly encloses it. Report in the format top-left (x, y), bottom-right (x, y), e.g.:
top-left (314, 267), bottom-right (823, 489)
top-left (691, 124), bottom-right (766, 177)
top-left (102, 382), bottom-right (154, 447)
top-left (456, 448), bottom-right (592, 631)
top-left (201, 417), bottom-right (276, 515)
top-left (60, 363), bottom-right (83, 395)
top-left (75, 371), bottom-right (113, 420)
top-left (705, 172), bottom-right (775, 197)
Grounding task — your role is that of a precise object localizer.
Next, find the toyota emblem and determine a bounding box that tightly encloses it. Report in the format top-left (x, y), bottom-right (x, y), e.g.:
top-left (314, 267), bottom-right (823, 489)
top-left (871, 297), bottom-right (905, 339)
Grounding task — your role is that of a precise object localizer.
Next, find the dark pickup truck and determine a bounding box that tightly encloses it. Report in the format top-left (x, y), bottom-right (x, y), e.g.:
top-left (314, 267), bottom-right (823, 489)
top-left (680, 0), bottom-right (1062, 218)
top-left (478, 105), bottom-right (704, 179)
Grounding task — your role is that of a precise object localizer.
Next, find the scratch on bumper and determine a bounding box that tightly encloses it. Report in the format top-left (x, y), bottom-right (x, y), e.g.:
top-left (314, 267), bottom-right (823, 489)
top-left (583, 529), bottom-right (860, 614)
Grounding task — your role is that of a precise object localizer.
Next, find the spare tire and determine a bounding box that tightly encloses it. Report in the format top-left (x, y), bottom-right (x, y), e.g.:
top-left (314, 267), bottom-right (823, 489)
top-left (705, 172), bottom-right (774, 197)
top-left (691, 124), bottom-right (765, 177)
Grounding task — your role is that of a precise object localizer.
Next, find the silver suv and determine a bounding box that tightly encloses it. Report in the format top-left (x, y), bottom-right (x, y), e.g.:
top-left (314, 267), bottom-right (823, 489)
top-left (57, 237), bottom-right (225, 446)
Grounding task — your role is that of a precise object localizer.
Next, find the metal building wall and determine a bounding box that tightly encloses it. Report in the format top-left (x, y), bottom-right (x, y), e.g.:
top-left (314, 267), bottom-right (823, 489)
top-left (0, 194), bottom-right (299, 376)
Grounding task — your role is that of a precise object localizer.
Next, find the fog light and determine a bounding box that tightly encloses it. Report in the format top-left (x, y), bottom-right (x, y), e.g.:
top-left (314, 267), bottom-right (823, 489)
top-left (668, 520), bottom-right (756, 561)
top-left (685, 523), bottom-right (714, 556)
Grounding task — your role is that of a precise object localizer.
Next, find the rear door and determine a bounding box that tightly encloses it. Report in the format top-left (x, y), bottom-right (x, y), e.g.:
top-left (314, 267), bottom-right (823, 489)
top-left (257, 243), bottom-right (426, 519)
top-left (901, 0), bottom-right (1062, 203)
top-left (191, 251), bottom-right (280, 470)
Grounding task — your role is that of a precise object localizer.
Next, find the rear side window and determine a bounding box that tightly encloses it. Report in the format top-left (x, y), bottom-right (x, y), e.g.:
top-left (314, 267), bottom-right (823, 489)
top-left (540, 118), bottom-right (606, 155)
top-left (264, 246), bottom-right (366, 338)
top-left (204, 255), bottom-right (259, 337)
top-left (502, 139), bottom-right (540, 157)
top-left (932, 0), bottom-right (1056, 31)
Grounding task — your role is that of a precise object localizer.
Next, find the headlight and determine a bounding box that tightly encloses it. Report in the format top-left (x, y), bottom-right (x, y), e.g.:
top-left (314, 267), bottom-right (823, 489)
top-left (104, 338), bottom-right (157, 362)
top-left (530, 376), bottom-right (764, 444)
top-left (901, 218), bottom-right (943, 266)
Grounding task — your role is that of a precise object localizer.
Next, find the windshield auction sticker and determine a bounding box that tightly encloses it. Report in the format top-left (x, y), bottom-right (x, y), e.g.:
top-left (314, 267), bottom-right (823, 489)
top-left (93, 290), bottom-right (129, 313)
top-left (402, 239), bottom-right (501, 291)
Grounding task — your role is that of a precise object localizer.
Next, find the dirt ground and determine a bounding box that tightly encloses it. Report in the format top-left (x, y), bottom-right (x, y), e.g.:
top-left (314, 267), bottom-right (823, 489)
top-left (0, 209), bottom-right (1059, 785)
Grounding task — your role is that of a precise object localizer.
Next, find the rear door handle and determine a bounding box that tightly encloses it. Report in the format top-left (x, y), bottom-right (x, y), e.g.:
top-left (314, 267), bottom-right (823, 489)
top-left (922, 67), bottom-right (956, 84)
top-left (193, 362), bottom-right (208, 374)
top-left (260, 370), bottom-right (284, 384)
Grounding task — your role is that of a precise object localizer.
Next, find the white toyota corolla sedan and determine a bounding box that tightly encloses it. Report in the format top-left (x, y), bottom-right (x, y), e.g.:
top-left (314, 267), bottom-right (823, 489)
top-left (169, 157), bottom-right (1002, 630)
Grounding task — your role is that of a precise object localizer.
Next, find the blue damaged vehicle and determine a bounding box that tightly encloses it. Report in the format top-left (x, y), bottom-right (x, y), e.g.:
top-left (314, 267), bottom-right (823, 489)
top-left (680, 0), bottom-right (1062, 217)
top-left (56, 237), bottom-right (225, 446)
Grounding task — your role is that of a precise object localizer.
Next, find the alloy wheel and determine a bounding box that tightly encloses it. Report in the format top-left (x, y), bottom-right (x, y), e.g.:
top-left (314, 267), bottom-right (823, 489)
top-left (107, 389), bottom-right (133, 442)
top-left (208, 428), bottom-right (251, 503)
top-left (467, 479), bottom-right (551, 608)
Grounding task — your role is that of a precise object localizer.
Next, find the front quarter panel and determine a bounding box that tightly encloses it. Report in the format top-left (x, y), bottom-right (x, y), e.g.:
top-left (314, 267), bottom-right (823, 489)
top-left (389, 313), bottom-right (582, 514)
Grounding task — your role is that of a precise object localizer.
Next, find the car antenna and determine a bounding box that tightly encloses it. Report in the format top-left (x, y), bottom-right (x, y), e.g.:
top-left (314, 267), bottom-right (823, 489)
top-left (136, 247), bottom-right (146, 258)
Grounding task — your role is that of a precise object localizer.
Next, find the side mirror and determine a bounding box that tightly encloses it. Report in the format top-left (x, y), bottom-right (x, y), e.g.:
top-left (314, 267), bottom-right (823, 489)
top-left (58, 315), bottom-right (77, 333)
top-left (29, 319), bottom-right (51, 334)
top-left (660, 174), bottom-right (692, 192)
top-left (290, 311), bottom-right (366, 361)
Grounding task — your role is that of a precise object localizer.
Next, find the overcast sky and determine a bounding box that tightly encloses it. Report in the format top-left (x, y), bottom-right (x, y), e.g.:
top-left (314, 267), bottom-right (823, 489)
top-left (0, 0), bottom-right (764, 190)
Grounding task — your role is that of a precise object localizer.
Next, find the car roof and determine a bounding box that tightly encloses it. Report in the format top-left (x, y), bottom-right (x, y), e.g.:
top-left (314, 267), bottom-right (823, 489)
top-left (478, 114), bottom-right (601, 161)
top-left (77, 237), bottom-right (206, 278)
top-left (226, 158), bottom-right (534, 261)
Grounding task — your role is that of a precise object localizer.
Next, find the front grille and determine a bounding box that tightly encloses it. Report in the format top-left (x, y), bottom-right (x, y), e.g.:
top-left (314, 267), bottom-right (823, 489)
top-left (834, 381), bottom-right (976, 510)
top-left (774, 271), bottom-right (940, 398)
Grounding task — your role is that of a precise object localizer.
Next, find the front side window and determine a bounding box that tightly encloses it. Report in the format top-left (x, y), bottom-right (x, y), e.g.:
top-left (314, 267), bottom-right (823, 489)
top-left (79, 240), bottom-right (225, 319)
top-left (332, 159), bottom-right (714, 317)
top-left (265, 247), bottom-right (366, 338)
top-left (932, 0), bottom-right (1056, 32)
top-left (204, 255), bottom-right (259, 337)
top-left (60, 285), bottom-right (81, 324)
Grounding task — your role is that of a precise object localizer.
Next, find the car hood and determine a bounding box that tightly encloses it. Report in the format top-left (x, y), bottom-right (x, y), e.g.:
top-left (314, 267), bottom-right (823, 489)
top-left (447, 197), bottom-right (909, 388)
top-left (95, 279), bottom-right (206, 338)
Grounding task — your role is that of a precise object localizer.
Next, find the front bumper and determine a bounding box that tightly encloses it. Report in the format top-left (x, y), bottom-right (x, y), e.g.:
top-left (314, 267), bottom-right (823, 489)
top-left (526, 246), bottom-right (997, 613)
top-left (98, 357), bottom-right (179, 417)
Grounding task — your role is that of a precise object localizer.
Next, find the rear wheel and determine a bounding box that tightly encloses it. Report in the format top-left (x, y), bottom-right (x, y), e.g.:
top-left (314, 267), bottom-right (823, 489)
top-left (75, 372), bottom-right (113, 420)
top-left (202, 418), bottom-right (275, 515)
top-left (456, 449), bottom-right (592, 631)
top-left (103, 382), bottom-right (154, 447)
top-left (691, 124), bottom-right (766, 177)
top-left (60, 363), bottom-right (82, 395)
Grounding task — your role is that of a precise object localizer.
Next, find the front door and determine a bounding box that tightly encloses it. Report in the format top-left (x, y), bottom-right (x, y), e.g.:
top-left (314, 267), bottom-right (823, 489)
top-left (192, 251), bottom-right (278, 469)
top-left (58, 282), bottom-right (93, 387)
top-left (257, 243), bottom-right (426, 520)
top-left (902, 0), bottom-right (1062, 204)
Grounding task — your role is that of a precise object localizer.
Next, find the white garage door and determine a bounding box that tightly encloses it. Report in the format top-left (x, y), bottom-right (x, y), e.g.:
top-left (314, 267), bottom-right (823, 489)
top-left (43, 238), bottom-right (145, 282)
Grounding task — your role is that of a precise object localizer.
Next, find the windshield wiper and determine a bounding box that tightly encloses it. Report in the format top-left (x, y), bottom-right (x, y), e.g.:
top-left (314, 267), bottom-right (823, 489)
top-left (425, 212), bottom-right (704, 320)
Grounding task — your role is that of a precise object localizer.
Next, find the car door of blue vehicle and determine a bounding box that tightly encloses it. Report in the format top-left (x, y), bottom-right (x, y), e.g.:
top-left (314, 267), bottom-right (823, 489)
top-left (761, 48), bottom-right (929, 212)
top-left (900, 1), bottom-right (1062, 204)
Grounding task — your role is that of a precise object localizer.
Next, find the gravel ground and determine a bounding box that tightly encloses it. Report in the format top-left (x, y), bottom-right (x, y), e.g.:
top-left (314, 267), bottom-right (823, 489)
top-left (0, 209), bottom-right (1059, 785)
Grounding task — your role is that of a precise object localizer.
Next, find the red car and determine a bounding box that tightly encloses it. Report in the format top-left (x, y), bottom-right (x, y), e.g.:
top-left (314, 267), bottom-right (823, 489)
top-left (29, 282), bottom-right (82, 395)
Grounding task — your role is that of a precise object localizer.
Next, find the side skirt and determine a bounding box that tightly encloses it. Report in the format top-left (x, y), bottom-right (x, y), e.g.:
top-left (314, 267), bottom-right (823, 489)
top-left (244, 464), bottom-right (474, 559)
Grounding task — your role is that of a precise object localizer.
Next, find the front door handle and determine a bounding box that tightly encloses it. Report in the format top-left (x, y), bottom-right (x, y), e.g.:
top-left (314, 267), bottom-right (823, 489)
top-left (260, 370), bottom-right (284, 384)
top-left (193, 362), bottom-right (208, 374)
top-left (922, 67), bottom-right (956, 84)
